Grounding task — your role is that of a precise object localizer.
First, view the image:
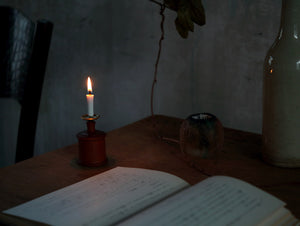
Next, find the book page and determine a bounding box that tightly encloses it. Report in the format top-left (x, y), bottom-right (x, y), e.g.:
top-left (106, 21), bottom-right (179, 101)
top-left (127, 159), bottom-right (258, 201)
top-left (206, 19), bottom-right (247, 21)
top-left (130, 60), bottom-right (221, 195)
top-left (258, 208), bottom-right (299, 226)
top-left (119, 176), bottom-right (286, 226)
top-left (3, 167), bottom-right (188, 226)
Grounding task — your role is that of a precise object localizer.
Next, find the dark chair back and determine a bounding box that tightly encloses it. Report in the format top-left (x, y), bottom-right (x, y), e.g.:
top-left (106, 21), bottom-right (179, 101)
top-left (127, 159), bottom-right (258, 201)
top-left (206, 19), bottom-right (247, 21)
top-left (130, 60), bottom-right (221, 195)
top-left (0, 6), bottom-right (53, 162)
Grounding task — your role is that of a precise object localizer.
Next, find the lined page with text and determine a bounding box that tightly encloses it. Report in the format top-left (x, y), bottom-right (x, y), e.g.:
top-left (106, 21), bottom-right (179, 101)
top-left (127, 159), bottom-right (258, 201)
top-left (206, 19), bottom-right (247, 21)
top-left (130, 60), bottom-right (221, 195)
top-left (119, 176), bottom-right (285, 226)
top-left (4, 167), bottom-right (188, 226)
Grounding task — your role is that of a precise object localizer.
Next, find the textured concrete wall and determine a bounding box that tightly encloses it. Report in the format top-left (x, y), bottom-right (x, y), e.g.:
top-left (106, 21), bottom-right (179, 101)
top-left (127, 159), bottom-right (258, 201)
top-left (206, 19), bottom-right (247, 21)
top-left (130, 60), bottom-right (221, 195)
top-left (0, 0), bottom-right (281, 167)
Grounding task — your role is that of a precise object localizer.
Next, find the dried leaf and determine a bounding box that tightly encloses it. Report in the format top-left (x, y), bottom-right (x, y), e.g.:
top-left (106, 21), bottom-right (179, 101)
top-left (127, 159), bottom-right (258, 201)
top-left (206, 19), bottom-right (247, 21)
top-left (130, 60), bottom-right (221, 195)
top-left (190, 0), bottom-right (205, 26)
top-left (153, 0), bottom-right (206, 39)
top-left (177, 4), bottom-right (194, 32)
top-left (175, 17), bottom-right (189, 38)
top-left (164, 0), bottom-right (179, 11)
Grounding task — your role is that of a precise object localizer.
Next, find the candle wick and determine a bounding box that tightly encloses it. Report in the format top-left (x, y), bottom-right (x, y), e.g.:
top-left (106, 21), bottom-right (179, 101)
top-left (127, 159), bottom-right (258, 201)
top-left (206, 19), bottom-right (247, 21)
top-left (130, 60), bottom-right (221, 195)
top-left (88, 91), bottom-right (92, 94)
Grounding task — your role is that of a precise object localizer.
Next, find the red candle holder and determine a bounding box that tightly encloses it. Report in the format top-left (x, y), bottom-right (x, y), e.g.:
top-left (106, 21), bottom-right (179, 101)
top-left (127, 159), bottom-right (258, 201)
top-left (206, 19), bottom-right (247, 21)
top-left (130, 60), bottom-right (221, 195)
top-left (77, 114), bottom-right (107, 167)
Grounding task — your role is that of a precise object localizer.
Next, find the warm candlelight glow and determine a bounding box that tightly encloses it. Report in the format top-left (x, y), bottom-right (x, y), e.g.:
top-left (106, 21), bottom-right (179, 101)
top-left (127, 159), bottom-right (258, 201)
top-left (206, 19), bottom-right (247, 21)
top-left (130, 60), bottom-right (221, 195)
top-left (86, 76), bottom-right (94, 116)
top-left (87, 76), bottom-right (93, 93)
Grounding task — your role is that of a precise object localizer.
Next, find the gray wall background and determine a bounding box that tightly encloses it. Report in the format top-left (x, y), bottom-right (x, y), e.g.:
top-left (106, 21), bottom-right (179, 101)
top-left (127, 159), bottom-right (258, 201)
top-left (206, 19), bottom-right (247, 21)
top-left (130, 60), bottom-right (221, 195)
top-left (0, 0), bottom-right (281, 167)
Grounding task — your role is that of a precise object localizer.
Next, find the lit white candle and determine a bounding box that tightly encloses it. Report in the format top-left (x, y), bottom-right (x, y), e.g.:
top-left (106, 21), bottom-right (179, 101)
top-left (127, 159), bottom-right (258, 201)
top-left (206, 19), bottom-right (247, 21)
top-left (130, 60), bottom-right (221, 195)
top-left (86, 76), bottom-right (94, 116)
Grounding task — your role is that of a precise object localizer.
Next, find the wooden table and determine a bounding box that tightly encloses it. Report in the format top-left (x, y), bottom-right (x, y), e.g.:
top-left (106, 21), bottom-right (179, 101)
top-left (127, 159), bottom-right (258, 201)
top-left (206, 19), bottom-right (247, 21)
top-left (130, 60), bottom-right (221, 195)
top-left (0, 115), bottom-right (299, 222)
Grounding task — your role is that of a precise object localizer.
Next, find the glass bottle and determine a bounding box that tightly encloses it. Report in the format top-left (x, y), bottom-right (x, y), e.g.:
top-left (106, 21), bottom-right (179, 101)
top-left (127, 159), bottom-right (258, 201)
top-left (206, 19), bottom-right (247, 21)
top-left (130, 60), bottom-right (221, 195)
top-left (263, 0), bottom-right (300, 167)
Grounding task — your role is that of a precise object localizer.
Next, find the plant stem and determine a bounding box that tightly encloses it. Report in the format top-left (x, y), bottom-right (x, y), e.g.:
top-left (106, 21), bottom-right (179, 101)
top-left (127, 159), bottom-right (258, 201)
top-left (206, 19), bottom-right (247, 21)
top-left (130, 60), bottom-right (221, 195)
top-left (151, 3), bottom-right (165, 117)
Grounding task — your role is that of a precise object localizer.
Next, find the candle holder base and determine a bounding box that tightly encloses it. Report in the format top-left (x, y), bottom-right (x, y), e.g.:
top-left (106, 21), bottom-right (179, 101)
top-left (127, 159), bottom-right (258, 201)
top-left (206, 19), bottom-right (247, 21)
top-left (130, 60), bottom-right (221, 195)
top-left (81, 114), bottom-right (100, 121)
top-left (77, 115), bottom-right (107, 167)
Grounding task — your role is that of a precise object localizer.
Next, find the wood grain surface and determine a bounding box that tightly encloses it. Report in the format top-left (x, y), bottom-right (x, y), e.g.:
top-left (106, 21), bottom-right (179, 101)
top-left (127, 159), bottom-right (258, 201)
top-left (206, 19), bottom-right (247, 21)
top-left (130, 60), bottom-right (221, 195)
top-left (0, 115), bottom-right (299, 220)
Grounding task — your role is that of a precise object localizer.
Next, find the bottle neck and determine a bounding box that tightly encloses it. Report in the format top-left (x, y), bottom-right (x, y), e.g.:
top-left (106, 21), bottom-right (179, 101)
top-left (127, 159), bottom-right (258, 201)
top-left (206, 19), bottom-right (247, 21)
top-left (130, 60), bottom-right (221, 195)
top-left (279, 0), bottom-right (300, 40)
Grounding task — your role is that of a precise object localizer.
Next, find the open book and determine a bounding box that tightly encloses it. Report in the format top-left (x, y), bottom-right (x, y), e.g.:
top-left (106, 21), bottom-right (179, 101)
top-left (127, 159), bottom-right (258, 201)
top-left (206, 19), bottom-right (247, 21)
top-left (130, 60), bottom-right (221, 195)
top-left (2, 167), bottom-right (299, 226)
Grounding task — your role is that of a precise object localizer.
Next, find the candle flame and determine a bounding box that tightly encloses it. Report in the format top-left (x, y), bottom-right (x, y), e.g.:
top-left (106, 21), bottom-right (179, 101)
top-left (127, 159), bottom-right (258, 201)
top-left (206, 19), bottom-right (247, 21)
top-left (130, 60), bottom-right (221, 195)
top-left (87, 76), bottom-right (92, 93)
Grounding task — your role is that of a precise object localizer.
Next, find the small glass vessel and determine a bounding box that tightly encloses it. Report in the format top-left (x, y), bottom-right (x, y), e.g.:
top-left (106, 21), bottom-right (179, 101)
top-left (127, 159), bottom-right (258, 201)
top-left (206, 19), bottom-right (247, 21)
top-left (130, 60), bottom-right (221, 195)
top-left (180, 113), bottom-right (223, 159)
